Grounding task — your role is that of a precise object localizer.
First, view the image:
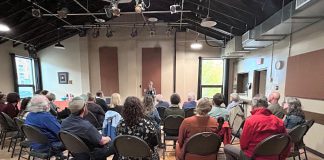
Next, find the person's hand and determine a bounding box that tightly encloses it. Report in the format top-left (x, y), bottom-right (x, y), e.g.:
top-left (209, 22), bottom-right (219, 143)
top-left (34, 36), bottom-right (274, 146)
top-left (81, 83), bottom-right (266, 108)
top-left (100, 136), bottom-right (111, 145)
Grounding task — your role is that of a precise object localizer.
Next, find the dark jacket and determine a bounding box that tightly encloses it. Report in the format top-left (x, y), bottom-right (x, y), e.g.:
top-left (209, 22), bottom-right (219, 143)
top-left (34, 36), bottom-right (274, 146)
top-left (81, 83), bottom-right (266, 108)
top-left (2, 103), bottom-right (19, 118)
top-left (87, 102), bottom-right (105, 125)
top-left (95, 98), bottom-right (108, 112)
top-left (164, 105), bottom-right (185, 119)
top-left (268, 103), bottom-right (285, 119)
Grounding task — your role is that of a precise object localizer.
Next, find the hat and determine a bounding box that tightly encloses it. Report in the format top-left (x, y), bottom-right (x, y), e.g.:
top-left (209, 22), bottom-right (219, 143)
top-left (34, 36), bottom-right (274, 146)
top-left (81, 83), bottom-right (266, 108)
top-left (69, 97), bottom-right (85, 113)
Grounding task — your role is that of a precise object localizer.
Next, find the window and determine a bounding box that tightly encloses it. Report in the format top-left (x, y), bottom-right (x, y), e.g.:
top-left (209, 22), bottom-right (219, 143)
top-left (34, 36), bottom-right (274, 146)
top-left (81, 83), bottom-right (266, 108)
top-left (198, 58), bottom-right (224, 98)
top-left (11, 55), bottom-right (40, 98)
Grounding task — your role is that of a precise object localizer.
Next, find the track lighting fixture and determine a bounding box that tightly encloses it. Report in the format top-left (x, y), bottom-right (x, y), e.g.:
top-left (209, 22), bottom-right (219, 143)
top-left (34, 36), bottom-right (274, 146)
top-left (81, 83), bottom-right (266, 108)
top-left (54, 28), bottom-right (65, 50)
top-left (57, 7), bottom-right (69, 19)
top-left (32, 8), bottom-right (42, 17)
top-left (130, 24), bottom-right (138, 38)
top-left (135, 3), bottom-right (143, 13)
top-left (79, 29), bottom-right (87, 37)
top-left (166, 27), bottom-right (172, 37)
top-left (149, 30), bottom-right (155, 37)
top-left (104, 5), bottom-right (112, 18)
top-left (170, 4), bottom-right (181, 14)
top-left (106, 25), bottom-right (113, 38)
top-left (92, 27), bottom-right (100, 38)
top-left (111, 2), bottom-right (120, 16)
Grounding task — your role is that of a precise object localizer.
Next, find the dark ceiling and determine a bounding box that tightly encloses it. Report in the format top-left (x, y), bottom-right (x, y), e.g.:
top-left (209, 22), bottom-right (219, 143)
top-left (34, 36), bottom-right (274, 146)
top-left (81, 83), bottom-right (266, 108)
top-left (0, 0), bottom-right (292, 51)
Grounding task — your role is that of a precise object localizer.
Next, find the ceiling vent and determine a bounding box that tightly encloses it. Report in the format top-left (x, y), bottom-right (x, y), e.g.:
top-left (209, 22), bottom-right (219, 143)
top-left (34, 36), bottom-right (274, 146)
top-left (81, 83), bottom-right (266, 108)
top-left (222, 36), bottom-right (248, 59)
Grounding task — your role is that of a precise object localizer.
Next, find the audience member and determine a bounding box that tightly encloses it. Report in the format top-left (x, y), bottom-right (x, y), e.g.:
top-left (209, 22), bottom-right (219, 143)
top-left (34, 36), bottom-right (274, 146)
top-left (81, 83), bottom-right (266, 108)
top-left (18, 97), bottom-right (31, 120)
top-left (61, 97), bottom-right (115, 160)
top-left (268, 91), bottom-right (285, 118)
top-left (117, 96), bottom-right (159, 159)
top-left (226, 93), bottom-right (240, 111)
top-left (25, 95), bottom-right (64, 158)
top-left (86, 92), bottom-right (105, 125)
top-left (208, 93), bottom-right (229, 121)
top-left (108, 93), bottom-right (123, 114)
top-left (224, 95), bottom-right (288, 160)
top-left (95, 91), bottom-right (109, 112)
top-left (182, 92), bottom-right (197, 111)
top-left (46, 92), bottom-right (58, 117)
top-left (164, 93), bottom-right (185, 119)
top-left (3, 92), bottom-right (20, 118)
top-left (176, 98), bottom-right (219, 160)
top-left (155, 94), bottom-right (170, 109)
top-left (144, 81), bottom-right (156, 99)
top-left (283, 97), bottom-right (305, 129)
top-left (0, 92), bottom-right (6, 111)
top-left (40, 90), bottom-right (49, 96)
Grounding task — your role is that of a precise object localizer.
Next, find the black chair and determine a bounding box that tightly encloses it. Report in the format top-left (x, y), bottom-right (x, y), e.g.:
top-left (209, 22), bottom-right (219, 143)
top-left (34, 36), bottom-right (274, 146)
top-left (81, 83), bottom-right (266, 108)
top-left (183, 132), bottom-right (222, 160)
top-left (59, 131), bottom-right (91, 160)
top-left (84, 111), bottom-right (102, 130)
top-left (0, 112), bottom-right (18, 149)
top-left (163, 115), bottom-right (184, 159)
top-left (157, 107), bottom-right (166, 121)
top-left (300, 119), bottom-right (315, 160)
top-left (114, 135), bottom-right (152, 159)
top-left (184, 108), bottom-right (195, 118)
top-left (251, 134), bottom-right (290, 159)
top-left (21, 124), bottom-right (56, 160)
top-left (8, 117), bottom-right (26, 158)
top-left (288, 124), bottom-right (309, 160)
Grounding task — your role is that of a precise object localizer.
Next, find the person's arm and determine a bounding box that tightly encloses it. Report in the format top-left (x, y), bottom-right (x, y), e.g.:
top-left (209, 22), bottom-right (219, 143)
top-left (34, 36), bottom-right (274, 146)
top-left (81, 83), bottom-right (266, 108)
top-left (240, 120), bottom-right (252, 151)
top-left (44, 115), bottom-right (61, 136)
top-left (100, 136), bottom-right (111, 145)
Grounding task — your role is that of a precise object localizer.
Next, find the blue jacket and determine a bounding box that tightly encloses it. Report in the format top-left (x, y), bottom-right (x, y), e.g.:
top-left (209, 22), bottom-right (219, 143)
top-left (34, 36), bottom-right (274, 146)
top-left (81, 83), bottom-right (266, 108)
top-left (284, 115), bottom-right (305, 129)
top-left (102, 110), bottom-right (122, 140)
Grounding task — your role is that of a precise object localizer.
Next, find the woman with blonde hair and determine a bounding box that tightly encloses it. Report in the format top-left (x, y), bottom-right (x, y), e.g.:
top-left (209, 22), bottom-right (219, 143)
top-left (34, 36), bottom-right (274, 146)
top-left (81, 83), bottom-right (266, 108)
top-left (108, 93), bottom-right (123, 114)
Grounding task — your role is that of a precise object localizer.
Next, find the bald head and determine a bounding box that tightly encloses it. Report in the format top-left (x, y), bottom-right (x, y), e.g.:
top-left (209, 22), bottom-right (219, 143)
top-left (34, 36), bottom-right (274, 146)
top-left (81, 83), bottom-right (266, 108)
top-left (268, 91), bottom-right (280, 104)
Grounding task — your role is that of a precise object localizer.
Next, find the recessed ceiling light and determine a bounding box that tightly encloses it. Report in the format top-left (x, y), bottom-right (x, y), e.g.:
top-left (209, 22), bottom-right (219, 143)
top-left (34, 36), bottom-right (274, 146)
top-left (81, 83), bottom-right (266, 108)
top-left (0, 24), bottom-right (10, 32)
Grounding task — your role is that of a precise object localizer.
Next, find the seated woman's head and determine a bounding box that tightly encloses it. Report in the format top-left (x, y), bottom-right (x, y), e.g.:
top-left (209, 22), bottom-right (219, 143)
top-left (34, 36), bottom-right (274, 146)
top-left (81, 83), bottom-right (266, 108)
top-left (6, 92), bottom-right (20, 104)
top-left (143, 96), bottom-right (154, 114)
top-left (111, 93), bottom-right (121, 107)
top-left (28, 95), bottom-right (50, 113)
top-left (170, 93), bottom-right (181, 105)
top-left (0, 93), bottom-right (5, 104)
top-left (86, 92), bottom-right (95, 102)
top-left (284, 97), bottom-right (304, 117)
top-left (212, 93), bottom-right (224, 106)
top-left (21, 97), bottom-right (32, 111)
top-left (46, 92), bottom-right (56, 102)
top-left (122, 96), bottom-right (144, 126)
top-left (196, 98), bottom-right (212, 116)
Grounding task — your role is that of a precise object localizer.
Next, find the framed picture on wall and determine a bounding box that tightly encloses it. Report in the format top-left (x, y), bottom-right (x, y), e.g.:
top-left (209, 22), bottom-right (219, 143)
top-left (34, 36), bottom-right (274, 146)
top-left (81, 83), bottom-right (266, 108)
top-left (58, 72), bottom-right (69, 84)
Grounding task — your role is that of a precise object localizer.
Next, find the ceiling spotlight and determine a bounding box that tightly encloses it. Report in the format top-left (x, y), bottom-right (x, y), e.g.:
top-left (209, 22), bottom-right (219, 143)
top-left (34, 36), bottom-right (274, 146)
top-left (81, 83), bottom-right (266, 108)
top-left (92, 28), bottom-right (100, 38)
top-left (106, 25), bottom-right (113, 38)
top-left (130, 25), bottom-right (138, 38)
top-left (170, 4), bottom-right (180, 14)
top-left (57, 7), bottom-right (69, 18)
top-left (54, 42), bottom-right (65, 50)
top-left (135, 3), bottom-right (143, 13)
top-left (0, 24), bottom-right (10, 32)
top-left (32, 8), bottom-right (42, 17)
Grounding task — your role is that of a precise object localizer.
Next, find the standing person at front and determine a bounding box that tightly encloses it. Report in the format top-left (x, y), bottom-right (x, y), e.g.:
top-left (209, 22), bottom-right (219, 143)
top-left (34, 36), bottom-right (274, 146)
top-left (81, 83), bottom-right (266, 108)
top-left (117, 96), bottom-right (159, 160)
top-left (144, 81), bottom-right (156, 98)
top-left (224, 95), bottom-right (288, 160)
top-left (61, 97), bottom-right (116, 160)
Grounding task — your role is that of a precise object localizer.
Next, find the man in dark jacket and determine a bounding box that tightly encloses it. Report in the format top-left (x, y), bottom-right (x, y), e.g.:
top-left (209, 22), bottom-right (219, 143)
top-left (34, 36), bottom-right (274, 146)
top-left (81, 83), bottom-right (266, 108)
top-left (95, 91), bottom-right (108, 112)
top-left (164, 93), bottom-right (185, 119)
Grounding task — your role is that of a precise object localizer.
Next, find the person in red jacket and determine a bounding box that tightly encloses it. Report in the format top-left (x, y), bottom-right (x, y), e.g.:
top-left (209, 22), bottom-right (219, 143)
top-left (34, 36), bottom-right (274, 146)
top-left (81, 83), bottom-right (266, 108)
top-left (224, 94), bottom-right (288, 160)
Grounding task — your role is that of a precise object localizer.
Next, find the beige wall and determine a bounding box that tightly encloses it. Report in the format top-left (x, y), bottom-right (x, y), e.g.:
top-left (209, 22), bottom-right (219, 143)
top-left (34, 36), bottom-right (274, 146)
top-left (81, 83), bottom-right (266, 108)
top-left (0, 41), bottom-right (29, 93)
top-left (233, 20), bottom-right (324, 153)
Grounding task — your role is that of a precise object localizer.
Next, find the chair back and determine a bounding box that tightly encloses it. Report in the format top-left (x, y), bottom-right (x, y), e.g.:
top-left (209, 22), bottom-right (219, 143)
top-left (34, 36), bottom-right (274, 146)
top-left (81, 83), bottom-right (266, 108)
top-left (59, 131), bottom-right (90, 154)
top-left (0, 112), bottom-right (17, 130)
top-left (184, 132), bottom-right (221, 156)
top-left (252, 134), bottom-right (290, 159)
top-left (304, 119), bottom-right (315, 133)
top-left (14, 117), bottom-right (24, 134)
top-left (163, 115), bottom-right (184, 136)
top-left (288, 124), bottom-right (308, 143)
top-left (21, 124), bottom-right (49, 145)
top-left (84, 111), bottom-right (101, 129)
top-left (185, 108), bottom-right (195, 118)
top-left (114, 135), bottom-right (152, 159)
top-left (156, 107), bottom-right (166, 120)
top-left (275, 112), bottom-right (285, 119)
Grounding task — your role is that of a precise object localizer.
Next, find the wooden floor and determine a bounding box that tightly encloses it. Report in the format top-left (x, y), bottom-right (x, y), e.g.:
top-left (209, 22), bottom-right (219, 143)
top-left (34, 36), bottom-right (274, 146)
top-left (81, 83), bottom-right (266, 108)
top-left (0, 137), bottom-right (321, 160)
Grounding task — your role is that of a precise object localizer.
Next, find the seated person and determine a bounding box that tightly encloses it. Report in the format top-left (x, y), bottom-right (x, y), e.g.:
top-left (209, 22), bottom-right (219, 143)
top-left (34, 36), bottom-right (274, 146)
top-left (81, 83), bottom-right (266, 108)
top-left (283, 97), bottom-right (305, 129)
top-left (18, 97), bottom-right (31, 120)
top-left (226, 93), bottom-right (241, 111)
top-left (224, 95), bottom-right (288, 160)
top-left (24, 95), bottom-right (64, 158)
top-left (95, 91), bottom-right (109, 112)
top-left (155, 94), bottom-right (170, 109)
top-left (182, 92), bottom-right (197, 111)
top-left (3, 92), bottom-right (20, 118)
top-left (0, 92), bottom-right (6, 111)
top-left (108, 93), bottom-right (123, 114)
top-left (61, 97), bottom-right (115, 160)
top-left (164, 93), bottom-right (185, 119)
top-left (117, 96), bottom-right (159, 160)
top-left (208, 93), bottom-right (229, 121)
top-left (268, 91), bottom-right (285, 118)
top-left (86, 93), bottom-right (105, 126)
top-left (176, 98), bottom-right (219, 160)
top-left (46, 92), bottom-right (58, 117)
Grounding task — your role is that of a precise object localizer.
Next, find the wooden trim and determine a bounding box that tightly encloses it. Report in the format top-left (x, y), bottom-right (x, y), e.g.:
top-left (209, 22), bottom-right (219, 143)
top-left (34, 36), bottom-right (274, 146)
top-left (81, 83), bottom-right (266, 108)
top-left (306, 146), bottom-right (324, 158)
top-left (304, 111), bottom-right (324, 125)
